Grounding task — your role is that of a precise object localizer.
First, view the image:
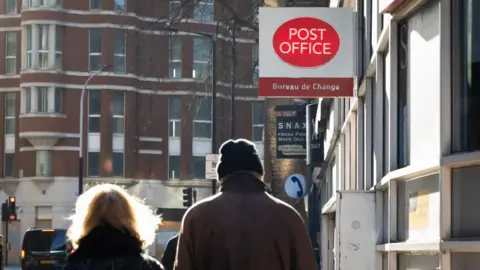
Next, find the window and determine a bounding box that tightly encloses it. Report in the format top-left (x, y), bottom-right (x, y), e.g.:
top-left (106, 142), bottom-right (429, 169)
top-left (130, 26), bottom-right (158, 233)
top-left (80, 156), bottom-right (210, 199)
top-left (112, 91), bottom-right (124, 134)
top-left (89, 29), bottom-right (102, 71)
top-left (193, 97), bottom-right (211, 138)
top-left (193, 0), bottom-right (213, 21)
top-left (36, 150), bottom-right (51, 176)
top-left (5, 93), bottom-right (16, 134)
top-left (38, 25), bottom-right (49, 69)
top-left (168, 155), bottom-right (180, 179)
top-left (252, 101), bottom-right (264, 142)
top-left (25, 88), bottom-right (31, 113)
top-left (88, 90), bottom-right (101, 133)
top-left (54, 88), bottom-right (62, 113)
top-left (90, 0), bottom-right (101, 9)
top-left (114, 30), bottom-right (126, 73)
top-left (26, 26), bottom-right (32, 68)
top-left (193, 37), bottom-right (211, 79)
top-left (169, 0), bottom-right (181, 18)
top-left (397, 22), bottom-right (409, 168)
top-left (4, 153), bottom-right (14, 178)
top-left (192, 156), bottom-right (205, 179)
top-left (6, 0), bottom-right (17, 14)
top-left (114, 0), bottom-right (125, 11)
top-left (252, 44), bottom-right (259, 85)
top-left (87, 152), bottom-right (100, 176)
top-left (169, 96), bottom-right (181, 137)
top-left (112, 152), bottom-right (124, 177)
top-left (27, 0), bottom-right (61, 7)
top-left (5, 32), bottom-right (17, 74)
top-left (37, 87), bottom-right (48, 112)
top-left (169, 36), bottom-right (182, 78)
top-left (453, 0), bottom-right (480, 151)
top-left (55, 27), bottom-right (63, 69)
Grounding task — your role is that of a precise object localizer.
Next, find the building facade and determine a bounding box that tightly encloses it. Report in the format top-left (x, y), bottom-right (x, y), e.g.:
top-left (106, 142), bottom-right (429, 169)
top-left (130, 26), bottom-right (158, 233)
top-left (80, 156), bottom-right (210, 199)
top-left (317, 0), bottom-right (480, 269)
top-left (0, 0), bottom-right (264, 262)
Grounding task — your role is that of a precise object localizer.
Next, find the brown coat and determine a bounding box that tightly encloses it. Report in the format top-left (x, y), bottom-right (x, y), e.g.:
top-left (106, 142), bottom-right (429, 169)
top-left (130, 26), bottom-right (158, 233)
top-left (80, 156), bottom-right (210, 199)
top-left (174, 172), bottom-right (317, 270)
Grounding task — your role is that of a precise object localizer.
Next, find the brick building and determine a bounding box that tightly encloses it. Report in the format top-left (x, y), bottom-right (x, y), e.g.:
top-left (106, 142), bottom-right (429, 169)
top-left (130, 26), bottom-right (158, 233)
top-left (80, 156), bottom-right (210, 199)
top-left (0, 0), bottom-right (264, 261)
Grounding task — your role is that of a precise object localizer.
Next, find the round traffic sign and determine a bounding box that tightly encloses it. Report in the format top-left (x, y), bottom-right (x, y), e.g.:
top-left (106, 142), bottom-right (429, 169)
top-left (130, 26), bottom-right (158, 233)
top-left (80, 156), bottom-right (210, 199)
top-left (285, 174), bottom-right (307, 199)
top-left (273, 17), bottom-right (340, 68)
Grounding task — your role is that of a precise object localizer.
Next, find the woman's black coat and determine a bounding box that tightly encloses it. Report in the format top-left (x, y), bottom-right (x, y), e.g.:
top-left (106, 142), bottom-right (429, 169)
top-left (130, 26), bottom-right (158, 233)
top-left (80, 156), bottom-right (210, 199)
top-left (63, 225), bottom-right (163, 270)
top-left (160, 234), bottom-right (178, 270)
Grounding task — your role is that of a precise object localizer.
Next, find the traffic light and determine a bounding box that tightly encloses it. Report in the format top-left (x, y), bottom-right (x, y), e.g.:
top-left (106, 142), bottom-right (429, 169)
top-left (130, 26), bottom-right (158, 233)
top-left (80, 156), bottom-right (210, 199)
top-left (182, 188), bottom-right (193, 208)
top-left (7, 196), bottom-right (16, 221)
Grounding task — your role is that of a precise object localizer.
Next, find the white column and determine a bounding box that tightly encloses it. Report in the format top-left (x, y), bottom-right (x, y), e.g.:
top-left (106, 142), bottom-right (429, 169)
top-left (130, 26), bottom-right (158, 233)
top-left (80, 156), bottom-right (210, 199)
top-left (22, 0), bottom-right (27, 9)
top-left (48, 25), bottom-right (56, 68)
top-left (31, 87), bottom-right (38, 112)
top-left (31, 25), bottom-right (39, 68)
top-left (47, 87), bottom-right (55, 112)
top-left (21, 26), bottom-right (27, 69)
top-left (20, 89), bottom-right (26, 114)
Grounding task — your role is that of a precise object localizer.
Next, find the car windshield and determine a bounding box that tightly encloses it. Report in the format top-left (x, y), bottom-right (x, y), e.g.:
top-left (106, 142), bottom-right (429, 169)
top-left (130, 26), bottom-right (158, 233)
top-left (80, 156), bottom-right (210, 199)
top-left (24, 230), bottom-right (68, 252)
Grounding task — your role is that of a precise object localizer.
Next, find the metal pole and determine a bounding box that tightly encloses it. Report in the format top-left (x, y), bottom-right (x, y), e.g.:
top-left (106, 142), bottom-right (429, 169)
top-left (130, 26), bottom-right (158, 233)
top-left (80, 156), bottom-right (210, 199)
top-left (78, 66), bottom-right (109, 196)
top-left (211, 36), bottom-right (217, 195)
top-left (5, 219), bottom-right (8, 266)
top-left (230, 24), bottom-right (237, 138)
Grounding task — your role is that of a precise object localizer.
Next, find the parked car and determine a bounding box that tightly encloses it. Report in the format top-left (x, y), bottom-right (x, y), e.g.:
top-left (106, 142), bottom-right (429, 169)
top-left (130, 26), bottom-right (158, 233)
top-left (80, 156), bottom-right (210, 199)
top-left (21, 228), bottom-right (72, 270)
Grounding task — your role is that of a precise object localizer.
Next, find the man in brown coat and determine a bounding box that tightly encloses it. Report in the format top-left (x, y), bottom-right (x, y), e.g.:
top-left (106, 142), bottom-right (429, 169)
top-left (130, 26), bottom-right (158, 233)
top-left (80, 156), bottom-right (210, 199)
top-left (174, 139), bottom-right (317, 270)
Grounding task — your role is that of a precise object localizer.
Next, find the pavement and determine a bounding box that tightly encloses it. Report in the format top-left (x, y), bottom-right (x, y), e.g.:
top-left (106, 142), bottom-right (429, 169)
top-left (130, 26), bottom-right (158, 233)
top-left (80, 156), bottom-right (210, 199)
top-left (5, 266), bottom-right (20, 270)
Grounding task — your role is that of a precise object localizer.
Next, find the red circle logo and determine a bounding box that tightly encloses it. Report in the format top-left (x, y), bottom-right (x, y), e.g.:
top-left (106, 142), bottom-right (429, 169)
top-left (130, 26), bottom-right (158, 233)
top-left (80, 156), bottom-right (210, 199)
top-left (273, 17), bottom-right (341, 68)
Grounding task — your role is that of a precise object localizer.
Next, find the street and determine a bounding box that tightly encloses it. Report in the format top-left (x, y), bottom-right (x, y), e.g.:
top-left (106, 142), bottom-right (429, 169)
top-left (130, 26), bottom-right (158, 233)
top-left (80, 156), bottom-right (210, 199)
top-left (5, 266), bottom-right (20, 270)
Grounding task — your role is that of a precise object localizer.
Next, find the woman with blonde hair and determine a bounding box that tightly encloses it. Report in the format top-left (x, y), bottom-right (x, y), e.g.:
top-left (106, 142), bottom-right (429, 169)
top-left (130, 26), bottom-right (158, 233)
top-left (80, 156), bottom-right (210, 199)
top-left (63, 184), bottom-right (164, 270)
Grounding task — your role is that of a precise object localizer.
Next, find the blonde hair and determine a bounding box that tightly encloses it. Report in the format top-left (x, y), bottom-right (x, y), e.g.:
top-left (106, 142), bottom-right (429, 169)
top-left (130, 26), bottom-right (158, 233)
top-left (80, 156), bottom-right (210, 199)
top-left (67, 184), bottom-right (161, 249)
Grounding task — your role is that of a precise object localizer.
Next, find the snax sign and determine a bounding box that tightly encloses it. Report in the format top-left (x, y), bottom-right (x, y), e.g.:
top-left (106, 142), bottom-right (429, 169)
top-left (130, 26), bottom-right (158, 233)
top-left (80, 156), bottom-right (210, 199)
top-left (259, 7), bottom-right (355, 98)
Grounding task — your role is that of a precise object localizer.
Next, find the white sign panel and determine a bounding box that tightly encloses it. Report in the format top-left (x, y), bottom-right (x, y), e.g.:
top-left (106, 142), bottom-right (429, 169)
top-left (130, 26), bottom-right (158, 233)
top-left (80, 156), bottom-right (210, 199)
top-left (205, 154), bottom-right (220, 179)
top-left (285, 174), bottom-right (307, 199)
top-left (259, 7), bottom-right (355, 98)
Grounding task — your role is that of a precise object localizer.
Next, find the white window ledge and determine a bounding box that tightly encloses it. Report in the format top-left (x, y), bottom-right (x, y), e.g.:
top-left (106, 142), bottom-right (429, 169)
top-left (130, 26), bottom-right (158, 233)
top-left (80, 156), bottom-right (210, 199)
top-left (374, 162), bottom-right (440, 190)
top-left (376, 241), bottom-right (480, 253)
top-left (441, 150), bottom-right (480, 168)
top-left (321, 196), bottom-right (336, 214)
top-left (20, 113), bottom-right (66, 118)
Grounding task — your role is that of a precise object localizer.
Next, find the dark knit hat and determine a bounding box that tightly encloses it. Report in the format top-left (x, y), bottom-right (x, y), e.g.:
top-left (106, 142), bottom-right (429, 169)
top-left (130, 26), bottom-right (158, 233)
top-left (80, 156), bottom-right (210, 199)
top-left (216, 139), bottom-right (264, 179)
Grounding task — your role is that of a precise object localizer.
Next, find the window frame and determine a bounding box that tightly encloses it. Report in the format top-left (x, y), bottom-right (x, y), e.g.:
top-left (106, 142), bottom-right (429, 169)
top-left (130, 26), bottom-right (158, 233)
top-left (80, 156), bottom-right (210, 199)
top-left (112, 152), bottom-right (124, 177)
top-left (5, 92), bottom-right (16, 135)
top-left (89, 29), bottom-right (102, 72)
top-left (26, 26), bottom-right (32, 69)
top-left (192, 97), bottom-right (212, 139)
top-left (90, 0), bottom-right (102, 10)
top-left (88, 90), bottom-right (101, 133)
top-left (192, 36), bottom-right (211, 79)
top-left (252, 101), bottom-right (264, 142)
top-left (87, 151), bottom-right (100, 177)
top-left (4, 153), bottom-right (14, 178)
top-left (169, 0), bottom-right (182, 18)
top-left (5, 32), bottom-right (17, 75)
top-left (5, 0), bottom-right (17, 14)
top-left (191, 156), bottom-right (206, 179)
top-left (55, 26), bottom-right (63, 69)
top-left (38, 25), bottom-right (49, 69)
top-left (169, 36), bottom-right (182, 78)
top-left (113, 30), bottom-right (126, 73)
top-left (168, 155), bottom-right (180, 179)
top-left (114, 0), bottom-right (126, 11)
top-left (35, 150), bottom-right (51, 177)
top-left (168, 96), bottom-right (181, 138)
top-left (193, 0), bottom-right (214, 22)
top-left (112, 91), bottom-right (125, 134)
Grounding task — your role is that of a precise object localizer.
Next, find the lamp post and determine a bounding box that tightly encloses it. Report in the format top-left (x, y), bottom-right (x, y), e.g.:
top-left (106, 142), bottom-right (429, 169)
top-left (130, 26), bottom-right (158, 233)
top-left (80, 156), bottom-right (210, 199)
top-left (228, 23), bottom-right (241, 138)
top-left (78, 65), bottom-right (110, 196)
